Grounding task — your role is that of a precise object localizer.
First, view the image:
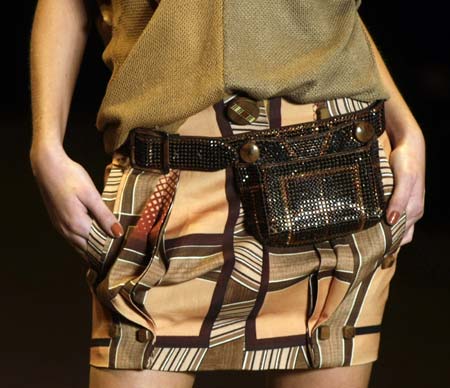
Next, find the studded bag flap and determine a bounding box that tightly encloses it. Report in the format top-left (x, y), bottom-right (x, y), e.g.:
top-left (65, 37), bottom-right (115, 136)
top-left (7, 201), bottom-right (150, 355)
top-left (232, 100), bottom-right (387, 247)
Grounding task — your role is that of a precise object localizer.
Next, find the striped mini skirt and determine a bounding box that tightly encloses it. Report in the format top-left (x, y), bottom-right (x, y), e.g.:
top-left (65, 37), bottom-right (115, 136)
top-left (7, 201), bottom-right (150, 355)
top-left (83, 93), bottom-right (407, 372)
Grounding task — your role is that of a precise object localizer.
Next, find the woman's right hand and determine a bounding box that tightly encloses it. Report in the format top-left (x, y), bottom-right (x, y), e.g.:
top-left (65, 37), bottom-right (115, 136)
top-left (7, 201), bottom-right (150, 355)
top-left (30, 142), bottom-right (124, 260)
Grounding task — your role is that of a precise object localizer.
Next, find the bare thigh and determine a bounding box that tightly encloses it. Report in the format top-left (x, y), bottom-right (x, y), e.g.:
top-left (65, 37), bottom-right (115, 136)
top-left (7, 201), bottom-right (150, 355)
top-left (89, 365), bottom-right (196, 388)
top-left (265, 362), bottom-right (373, 388)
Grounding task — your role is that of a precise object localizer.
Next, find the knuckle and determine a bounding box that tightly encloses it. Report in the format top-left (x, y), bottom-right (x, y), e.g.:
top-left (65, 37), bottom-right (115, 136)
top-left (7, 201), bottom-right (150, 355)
top-left (405, 229), bottom-right (414, 242)
top-left (400, 239), bottom-right (411, 247)
top-left (410, 208), bottom-right (424, 222)
top-left (79, 240), bottom-right (88, 253)
top-left (83, 187), bottom-right (102, 206)
top-left (417, 207), bottom-right (425, 219)
top-left (63, 217), bottom-right (82, 234)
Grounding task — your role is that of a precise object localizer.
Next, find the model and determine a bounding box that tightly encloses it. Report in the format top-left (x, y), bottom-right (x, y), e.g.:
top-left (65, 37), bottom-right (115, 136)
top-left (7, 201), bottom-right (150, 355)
top-left (29, 1), bottom-right (426, 387)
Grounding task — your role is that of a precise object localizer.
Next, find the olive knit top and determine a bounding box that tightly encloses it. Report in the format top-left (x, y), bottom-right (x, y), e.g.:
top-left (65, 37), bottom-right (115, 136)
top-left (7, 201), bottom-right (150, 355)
top-left (93, 0), bottom-right (390, 155)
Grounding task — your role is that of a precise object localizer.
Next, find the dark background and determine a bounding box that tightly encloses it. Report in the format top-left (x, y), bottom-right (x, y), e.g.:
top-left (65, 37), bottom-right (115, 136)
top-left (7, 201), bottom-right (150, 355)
top-left (3, 1), bottom-right (449, 387)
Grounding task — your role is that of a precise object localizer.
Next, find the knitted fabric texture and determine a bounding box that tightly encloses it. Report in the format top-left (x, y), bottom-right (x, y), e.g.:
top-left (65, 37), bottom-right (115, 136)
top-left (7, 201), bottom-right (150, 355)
top-left (94, 0), bottom-right (389, 155)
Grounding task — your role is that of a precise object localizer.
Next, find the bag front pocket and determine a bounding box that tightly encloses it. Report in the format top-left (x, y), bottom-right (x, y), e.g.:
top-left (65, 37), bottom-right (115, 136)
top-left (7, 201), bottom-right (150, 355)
top-left (233, 137), bottom-right (387, 247)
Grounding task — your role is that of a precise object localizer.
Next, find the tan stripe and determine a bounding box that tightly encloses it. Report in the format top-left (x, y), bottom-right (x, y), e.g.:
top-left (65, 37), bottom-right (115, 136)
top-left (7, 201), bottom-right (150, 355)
top-left (210, 326), bottom-right (245, 346)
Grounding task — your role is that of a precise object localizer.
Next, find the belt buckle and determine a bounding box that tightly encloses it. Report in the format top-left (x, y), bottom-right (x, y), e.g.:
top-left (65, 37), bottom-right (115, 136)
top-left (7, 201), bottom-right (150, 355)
top-left (130, 127), bottom-right (177, 174)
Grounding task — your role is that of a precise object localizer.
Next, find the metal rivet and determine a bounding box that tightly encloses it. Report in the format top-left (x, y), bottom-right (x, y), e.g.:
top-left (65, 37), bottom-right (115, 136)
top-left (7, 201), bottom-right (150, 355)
top-left (136, 328), bottom-right (152, 342)
top-left (342, 325), bottom-right (356, 339)
top-left (239, 140), bottom-right (260, 163)
top-left (381, 253), bottom-right (396, 269)
top-left (354, 121), bottom-right (375, 143)
top-left (317, 107), bottom-right (331, 120)
top-left (318, 325), bottom-right (330, 340)
top-left (226, 96), bottom-right (260, 125)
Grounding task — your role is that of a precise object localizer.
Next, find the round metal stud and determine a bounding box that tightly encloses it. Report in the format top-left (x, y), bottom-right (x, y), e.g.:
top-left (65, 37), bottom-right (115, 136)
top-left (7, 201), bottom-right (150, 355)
top-left (226, 96), bottom-right (260, 125)
top-left (239, 140), bottom-right (260, 163)
top-left (342, 325), bottom-right (356, 339)
top-left (354, 121), bottom-right (375, 143)
top-left (136, 328), bottom-right (152, 343)
top-left (381, 253), bottom-right (396, 269)
top-left (318, 325), bottom-right (330, 340)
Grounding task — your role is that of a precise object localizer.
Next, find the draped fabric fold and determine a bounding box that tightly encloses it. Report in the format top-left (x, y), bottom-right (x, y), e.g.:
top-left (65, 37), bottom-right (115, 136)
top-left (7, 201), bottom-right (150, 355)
top-left (89, 164), bottom-right (181, 343)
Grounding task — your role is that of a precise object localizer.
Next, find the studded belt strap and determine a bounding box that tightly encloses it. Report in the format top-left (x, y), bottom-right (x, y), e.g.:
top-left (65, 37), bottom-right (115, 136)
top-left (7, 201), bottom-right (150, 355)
top-left (122, 99), bottom-right (385, 174)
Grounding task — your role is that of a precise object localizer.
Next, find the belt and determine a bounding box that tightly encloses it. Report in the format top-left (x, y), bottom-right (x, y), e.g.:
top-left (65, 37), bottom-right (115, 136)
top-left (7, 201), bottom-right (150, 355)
top-left (122, 99), bottom-right (385, 174)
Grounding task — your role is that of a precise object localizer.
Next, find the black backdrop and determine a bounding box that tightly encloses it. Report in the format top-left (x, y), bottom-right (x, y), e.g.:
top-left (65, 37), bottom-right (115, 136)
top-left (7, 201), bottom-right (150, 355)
top-left (3, 1), bottom-right (449, 387)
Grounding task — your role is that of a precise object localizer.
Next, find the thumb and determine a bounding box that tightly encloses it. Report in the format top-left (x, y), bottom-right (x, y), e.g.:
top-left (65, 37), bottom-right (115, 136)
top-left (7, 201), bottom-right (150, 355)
top-left (85, 189), bottom-right (124, 239)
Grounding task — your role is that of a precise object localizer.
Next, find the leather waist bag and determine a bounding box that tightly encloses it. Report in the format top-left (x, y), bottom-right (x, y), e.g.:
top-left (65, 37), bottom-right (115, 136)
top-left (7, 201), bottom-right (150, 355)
top-left (122, 99), bottom-right (387, 247)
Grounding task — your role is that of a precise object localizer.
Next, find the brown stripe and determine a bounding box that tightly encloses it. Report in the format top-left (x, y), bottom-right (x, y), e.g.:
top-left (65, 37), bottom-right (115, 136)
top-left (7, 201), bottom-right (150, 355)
top-left (154, 99), bottom-right (242, 348)
top-left (164, 233), bottom-right (224, 250)
top-left (267, 274), bottom-right (310, 291)
top-left (268, 96), bottom-right (281, 128)
top-left (343, 272), bottom-right (375, 365)
top-left (108, 312), bottom-right (122, 368)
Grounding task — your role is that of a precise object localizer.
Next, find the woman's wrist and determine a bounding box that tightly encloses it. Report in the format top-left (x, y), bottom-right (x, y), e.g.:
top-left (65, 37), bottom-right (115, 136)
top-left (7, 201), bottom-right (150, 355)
top-left (384, 94), bottom-right (425, 151)
top-left (29, 138), bottom-right (67, 176)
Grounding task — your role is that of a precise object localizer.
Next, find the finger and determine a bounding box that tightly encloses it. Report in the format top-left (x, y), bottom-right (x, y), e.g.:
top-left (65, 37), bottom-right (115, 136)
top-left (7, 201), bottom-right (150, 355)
top-left (400, 224), bottom-right (414, 246)
top-left (386, 167), bottom-right (415, 226)
top-left (71, 232), bottom-right (89, 252)
top-left (66, 233), bottom-right (90, 261)
top-left (404, 197), bottom-right (418, 232)
top-left (38, 182), bottom-right (94, 240)
top-left (74, 246), bottom-right (86, 257)
top-left (58, 222), bottom-right (88, 252)
top-left (40, 191), bottom-right (64, 233)
top-left (69, 212), bottom-right (94, 240)
top-left (35, 182), bottom-right (56, 219)
top-left (83, 188), bottom-right (124, 239)
top-left (405, 183), bottom-right (425, 226)
top-left (56, 199), bottom-right (95, 240)
top-left (36, 184), bottom-right (67, 233)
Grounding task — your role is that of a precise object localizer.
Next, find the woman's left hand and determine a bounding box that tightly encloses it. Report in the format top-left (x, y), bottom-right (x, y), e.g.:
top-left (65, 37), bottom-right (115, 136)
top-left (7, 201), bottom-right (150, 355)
top-left (358, 16), bottom-right (426, 247)
top-left (384, 100), bottom-right (426, 246)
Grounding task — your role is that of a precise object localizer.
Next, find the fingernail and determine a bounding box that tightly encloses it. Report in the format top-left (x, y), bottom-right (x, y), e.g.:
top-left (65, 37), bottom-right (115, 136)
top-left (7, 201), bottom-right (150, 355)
top-left (387, 211), bottom-right (400, 225)
top-left (111, 222), bottom-right (124, 238)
